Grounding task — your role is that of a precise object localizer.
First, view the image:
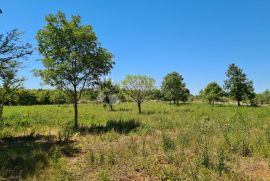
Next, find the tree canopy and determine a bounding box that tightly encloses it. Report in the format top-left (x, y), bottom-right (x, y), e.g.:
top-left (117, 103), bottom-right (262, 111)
top-left (161, 72), bottom-right (189, 105)
top-left (201, 82), bottom-right (224, 105)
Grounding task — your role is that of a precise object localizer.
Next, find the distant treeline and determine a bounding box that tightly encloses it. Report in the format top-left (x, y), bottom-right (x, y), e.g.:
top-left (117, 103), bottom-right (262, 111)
top-left (254, 90), bottom-right (270, 106)
top-left (4, 89), bottom-right (68, 105)
top-left (5, 87), bottom-right (270, 106)
top-left (4, 88), bottom-right (163, 106)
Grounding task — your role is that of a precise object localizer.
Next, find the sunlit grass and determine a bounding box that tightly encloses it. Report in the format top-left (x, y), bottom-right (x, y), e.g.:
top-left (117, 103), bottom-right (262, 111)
top-left (1, 102), bottom-right (270, 180)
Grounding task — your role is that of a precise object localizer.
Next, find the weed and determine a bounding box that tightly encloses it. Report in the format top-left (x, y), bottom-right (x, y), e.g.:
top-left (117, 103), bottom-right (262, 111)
top-left (200, 144), bottom-right (211, 168)
top-left (216, 149), bottom-right (226, 176)
top-left (162, 134), bottom-right (175, 151)
top-left (99, 170), bottom-right (110, 181)
top-left (108, 151), bottom-right (116, 165)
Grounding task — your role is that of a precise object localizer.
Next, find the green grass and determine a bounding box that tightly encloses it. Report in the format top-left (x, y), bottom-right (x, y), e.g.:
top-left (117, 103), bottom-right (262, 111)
top-left (1, 102), bottom-right (270, 180)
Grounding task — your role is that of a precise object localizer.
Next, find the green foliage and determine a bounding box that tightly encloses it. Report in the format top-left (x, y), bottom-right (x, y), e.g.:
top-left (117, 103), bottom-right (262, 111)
top-left (255, 89), bottom-right (270, 105)
top-left (148, 89), bottom-right (164, 101)
top-left (224, 64), bottom-right (255, 106)
top-left (7, 89), bottom-right (69, 106)
top-left (49, 90), bottom-right (68, 105)
top-left (200, 82), bottom-right (224, 105)
top-left (36, 11), bottom-right (114, 129)
top-left (35, 90), bottom-right (50, 104)
top-left (161, 72), bottom-right (190, 105)
top-left (16, 89), bottom-right (37, 105)
top-left (121, 75), bottom-right (155, 113)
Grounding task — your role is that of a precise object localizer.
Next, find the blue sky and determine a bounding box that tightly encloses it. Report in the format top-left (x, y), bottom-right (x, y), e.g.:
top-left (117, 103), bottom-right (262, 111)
top-left (0, 0), bottom-right (269, 94)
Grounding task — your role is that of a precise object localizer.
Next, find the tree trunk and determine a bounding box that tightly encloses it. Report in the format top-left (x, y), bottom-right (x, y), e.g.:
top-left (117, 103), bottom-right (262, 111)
top-left (237, 99), bottom-right (241, 107)
top-left (138, 102), bottom-right (142, 114)
top-left (110, 105), bottom-right (113, 111)
top-left (73, 86), bottom-right (78, 129)
top-left (173, 99), bottom-right (176, 104)
top-left (0, 104), bottom-right (4, 120)
top-left (74, 99), bottom-right (78, 129)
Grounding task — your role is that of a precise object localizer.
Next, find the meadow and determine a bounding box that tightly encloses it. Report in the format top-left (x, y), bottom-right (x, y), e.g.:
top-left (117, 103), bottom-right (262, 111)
top-left (1, 102), bottom-right (270, 180)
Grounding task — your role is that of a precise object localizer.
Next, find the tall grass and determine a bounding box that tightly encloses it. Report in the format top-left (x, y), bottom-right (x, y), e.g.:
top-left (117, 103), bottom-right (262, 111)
top-left (1, 102), bottom-right (270, 180)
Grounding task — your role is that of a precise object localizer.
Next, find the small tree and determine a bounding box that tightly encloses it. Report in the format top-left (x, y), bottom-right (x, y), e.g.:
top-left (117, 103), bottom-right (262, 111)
top-left (36, 12), bottom-right (114, 129)
top-left (224, 64), bottom-right (255, 106)
top-left (161, 72), bottom-right (189, 105)
top-left (121, 75), bottom-right (155, 114)
top-left (99, 79), bottom-right (119, 111)
top-left (201, 82), bottom-right (224, 105)
top-left (0, 29), bottom-right (32, 119)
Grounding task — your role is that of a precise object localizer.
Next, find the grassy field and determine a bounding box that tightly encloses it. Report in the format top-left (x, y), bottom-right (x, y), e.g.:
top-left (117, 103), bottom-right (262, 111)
top-left (1, 102), bottom-right (270, 180)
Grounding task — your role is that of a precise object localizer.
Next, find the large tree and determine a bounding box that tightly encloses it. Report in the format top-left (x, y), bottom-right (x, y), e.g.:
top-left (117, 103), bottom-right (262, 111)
top-left (201, 82), bottom-right (224, 105)
top-left (224, 64), bottom-right (255, 106)
top-left (161, 72), bottom-right (189, 105)
top-left (0, 29), bottom-right (32, 119)
top-left (121, 75), bottom-right (155, 114)
top-left (36, 12), bottom-right (114, 129)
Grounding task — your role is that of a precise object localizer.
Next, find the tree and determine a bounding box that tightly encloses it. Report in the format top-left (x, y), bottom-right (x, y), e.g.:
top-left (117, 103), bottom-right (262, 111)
top-left (16, 89), bottom-right (37, 105)
top-left (246, 81), bottom-right (256, 106)
top-left (149, 89), bottom-right (164, 101)
top-left (35, 12), bottom-right (114, 129)
top-left (99, 79), bottom-right (119, 111)
top-left (49, 90), bottom-right (68, 105)
top-left (0, 29), bottom-right (32, 119)
top-left (121, 75), bottom-right (155, 114)
top-left (161, 72), bottom-right (189, 105)
top-left (255, 90), bottom-right (270, 106)
top-left (201, 82), bottom-right (224, 105)
top-left (35, 90), bottom-right (50, 104)
top-left (224, 64), bottom-right (255, 106)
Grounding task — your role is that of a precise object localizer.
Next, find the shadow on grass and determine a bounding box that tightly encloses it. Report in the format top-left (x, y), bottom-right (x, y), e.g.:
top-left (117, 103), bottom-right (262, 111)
top-left (79, 119), bottom-right (141, 135)
top-left (0, 134), bottom-right (80, 180)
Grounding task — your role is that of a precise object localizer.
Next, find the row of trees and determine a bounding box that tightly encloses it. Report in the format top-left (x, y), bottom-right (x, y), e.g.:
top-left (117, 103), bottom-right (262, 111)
top-left (255, 90), bottom-right (270, 106)
top-left (0, 11), bottom-right (265, 129)
top-left (97, 72), bottom-right (190, 114)
top-left (200, 64), bottom-right (255, 106)
top-left (4, 89), bottom-right (68, 106)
